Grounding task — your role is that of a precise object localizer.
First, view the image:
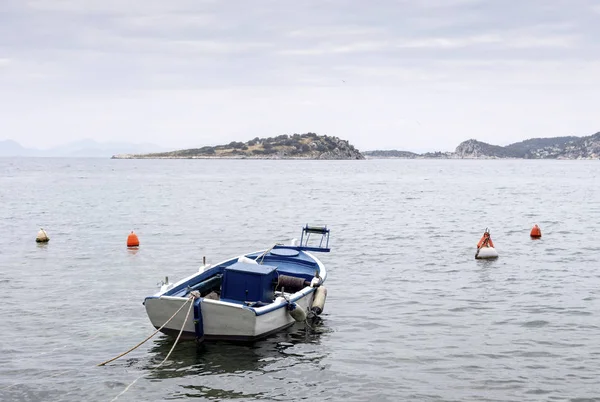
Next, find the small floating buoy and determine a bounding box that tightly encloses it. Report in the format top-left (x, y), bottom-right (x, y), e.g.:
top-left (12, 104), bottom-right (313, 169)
top-left (475, 228), bottom-right (498, 259)
top-left (36, 228), bottom-right (49, 243)
top-left (127, 231), bottom-right (139, 248)
top-left (530, 224), bottom-right (542, 239)
top-left (311, 286), bottom-right (327, 315)
top-left (287, 302), bottom-right (307, 322)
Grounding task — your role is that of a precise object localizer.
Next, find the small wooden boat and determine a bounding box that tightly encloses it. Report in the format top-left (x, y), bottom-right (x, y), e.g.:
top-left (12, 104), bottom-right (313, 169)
top-left (143, 225), bottom-right (330, 342)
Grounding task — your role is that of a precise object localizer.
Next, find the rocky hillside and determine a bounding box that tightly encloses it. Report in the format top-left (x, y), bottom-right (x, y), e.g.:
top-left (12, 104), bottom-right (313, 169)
top-left (454, 132), bottom-right (600, 159)
top-left (113, 133), bottom-right (364, 160)
top-left (503, 136), bottom-right (579, 158)
top-left (454, 139), bottom-right (513, 158)
top-left (364, 131), bottom-right (600, 159)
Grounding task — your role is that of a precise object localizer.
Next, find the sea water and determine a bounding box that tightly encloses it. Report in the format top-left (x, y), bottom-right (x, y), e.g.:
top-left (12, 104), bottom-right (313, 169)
top-left (1, 158), bottom-right (599, 401)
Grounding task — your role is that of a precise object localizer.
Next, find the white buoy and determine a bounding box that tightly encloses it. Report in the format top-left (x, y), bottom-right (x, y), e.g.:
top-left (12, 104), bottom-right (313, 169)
top-left (287, 302), bottom-right (307, 322)
top-left (475, 247), bottom-right (499, 259)
top-left (36, 228), bottom-right (49, 243)
top-left (475, 229), bottom-right (498, 259)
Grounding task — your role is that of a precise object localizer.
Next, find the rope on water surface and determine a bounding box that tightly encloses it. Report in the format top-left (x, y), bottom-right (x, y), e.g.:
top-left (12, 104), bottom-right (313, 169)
top-left (98, 293), bottom-right (198, 367)
top-left (2, 294), bottom-right (198, 398)
top-left (156, 294), bottom-right (195, 369)
top-left (108, 291), bottom-right (198, 401)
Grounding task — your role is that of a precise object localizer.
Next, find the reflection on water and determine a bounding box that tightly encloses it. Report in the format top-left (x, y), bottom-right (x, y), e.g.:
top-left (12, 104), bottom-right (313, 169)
top-left (476, 257), bottom-right (499, 276)
top-left (143, 320), bottom-right (329, 379)
top-left (126, 248), bottom-right (140, 256)
top-left (179, 385), bottom-right (265, 400)
top-left (136, 321), bottom-right (330, 400)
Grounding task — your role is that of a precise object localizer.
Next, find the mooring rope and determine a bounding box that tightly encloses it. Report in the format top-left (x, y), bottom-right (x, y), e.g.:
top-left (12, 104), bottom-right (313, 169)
top-left (156, 295), bottom-right (195, 368)
top-left (2, 294), bottom-right (199, 398)
top-left (256, 243), bottom-right (284, 265)
top-left (109, 293), bottom-right (197, 401)
top-left (98, 293), bottom-right (198, 367)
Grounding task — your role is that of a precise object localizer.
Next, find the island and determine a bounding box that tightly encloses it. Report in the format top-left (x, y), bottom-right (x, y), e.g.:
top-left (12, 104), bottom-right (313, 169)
top-left (363, 131), bottom-right (600, 159)
top-left (110, 131), bottom-right (600, 161)
top-left (112, 133), bottom-right (365, 160)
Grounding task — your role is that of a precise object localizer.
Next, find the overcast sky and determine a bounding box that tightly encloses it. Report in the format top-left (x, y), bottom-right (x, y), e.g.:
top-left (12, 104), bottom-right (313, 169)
top-left (1, 0), bottom-right (599, 152)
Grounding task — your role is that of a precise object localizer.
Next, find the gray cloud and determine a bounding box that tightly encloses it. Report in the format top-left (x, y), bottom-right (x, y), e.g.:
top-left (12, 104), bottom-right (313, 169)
top-left (1, 0), bottom-right (599, 151)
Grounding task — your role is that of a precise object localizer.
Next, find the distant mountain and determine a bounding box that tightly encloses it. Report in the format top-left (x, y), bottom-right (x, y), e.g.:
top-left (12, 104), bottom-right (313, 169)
top-left (455, 133), bottom-right (600, 159)
top-left (0, 139), bottom-right (168, 157)
top-left (365, 131), bottom-right (600, 160)
top-left (503, 136), bottom-right (580, 158)
top-left (0, 140), bottom-right (34, 156)
top-left (112, 133), bottom-right (365, 160)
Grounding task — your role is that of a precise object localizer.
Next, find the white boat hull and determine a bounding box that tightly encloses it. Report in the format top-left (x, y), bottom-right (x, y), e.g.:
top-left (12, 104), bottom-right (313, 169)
top-left (144, 248), bottom-right (326, 342)
top-left (145, 291), bottom-right (315, 341)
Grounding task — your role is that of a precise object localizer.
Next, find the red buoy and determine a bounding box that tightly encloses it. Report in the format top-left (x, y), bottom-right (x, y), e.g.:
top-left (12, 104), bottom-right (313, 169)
top-left (530, 224), bottom-right (542, 239)
top-left (127, 231), bottom-right (140, 247)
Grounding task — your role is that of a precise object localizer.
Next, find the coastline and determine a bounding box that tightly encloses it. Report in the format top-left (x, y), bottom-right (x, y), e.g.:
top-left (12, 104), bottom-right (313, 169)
top-left (363, 156), bottom-right (600, 160)
top-left (111, 155), bottom-right (365, 160)
top-left (111, 154), bottom-right (600, 160)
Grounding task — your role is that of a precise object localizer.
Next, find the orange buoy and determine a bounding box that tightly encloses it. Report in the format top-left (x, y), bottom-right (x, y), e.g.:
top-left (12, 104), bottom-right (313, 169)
top-left (530, 224), bottom-right (542, 239)
top-left (477, 230), bottom-right (494, 249)
top-left (127, 231), bottom-right (140, 248)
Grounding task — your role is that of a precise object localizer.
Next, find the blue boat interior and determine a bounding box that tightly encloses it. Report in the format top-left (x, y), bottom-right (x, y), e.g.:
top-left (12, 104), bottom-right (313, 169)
top-left (162, 249), bottom-right (322, 306)
top-left (159, 226), bottom-right (330, 307)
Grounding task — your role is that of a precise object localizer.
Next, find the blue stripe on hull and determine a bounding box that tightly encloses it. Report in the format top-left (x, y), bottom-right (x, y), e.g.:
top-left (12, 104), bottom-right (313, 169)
top-left (193, 299), bottom-right (204, 341)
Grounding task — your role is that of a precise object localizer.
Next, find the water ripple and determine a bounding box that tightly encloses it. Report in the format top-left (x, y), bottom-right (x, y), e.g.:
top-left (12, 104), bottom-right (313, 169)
top-left (2, 158), bottom-right (600, 402)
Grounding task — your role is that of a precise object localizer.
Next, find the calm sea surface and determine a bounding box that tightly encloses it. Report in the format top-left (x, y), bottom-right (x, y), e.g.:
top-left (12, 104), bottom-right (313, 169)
top-left (1, 158), bottom-right (600, 402)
